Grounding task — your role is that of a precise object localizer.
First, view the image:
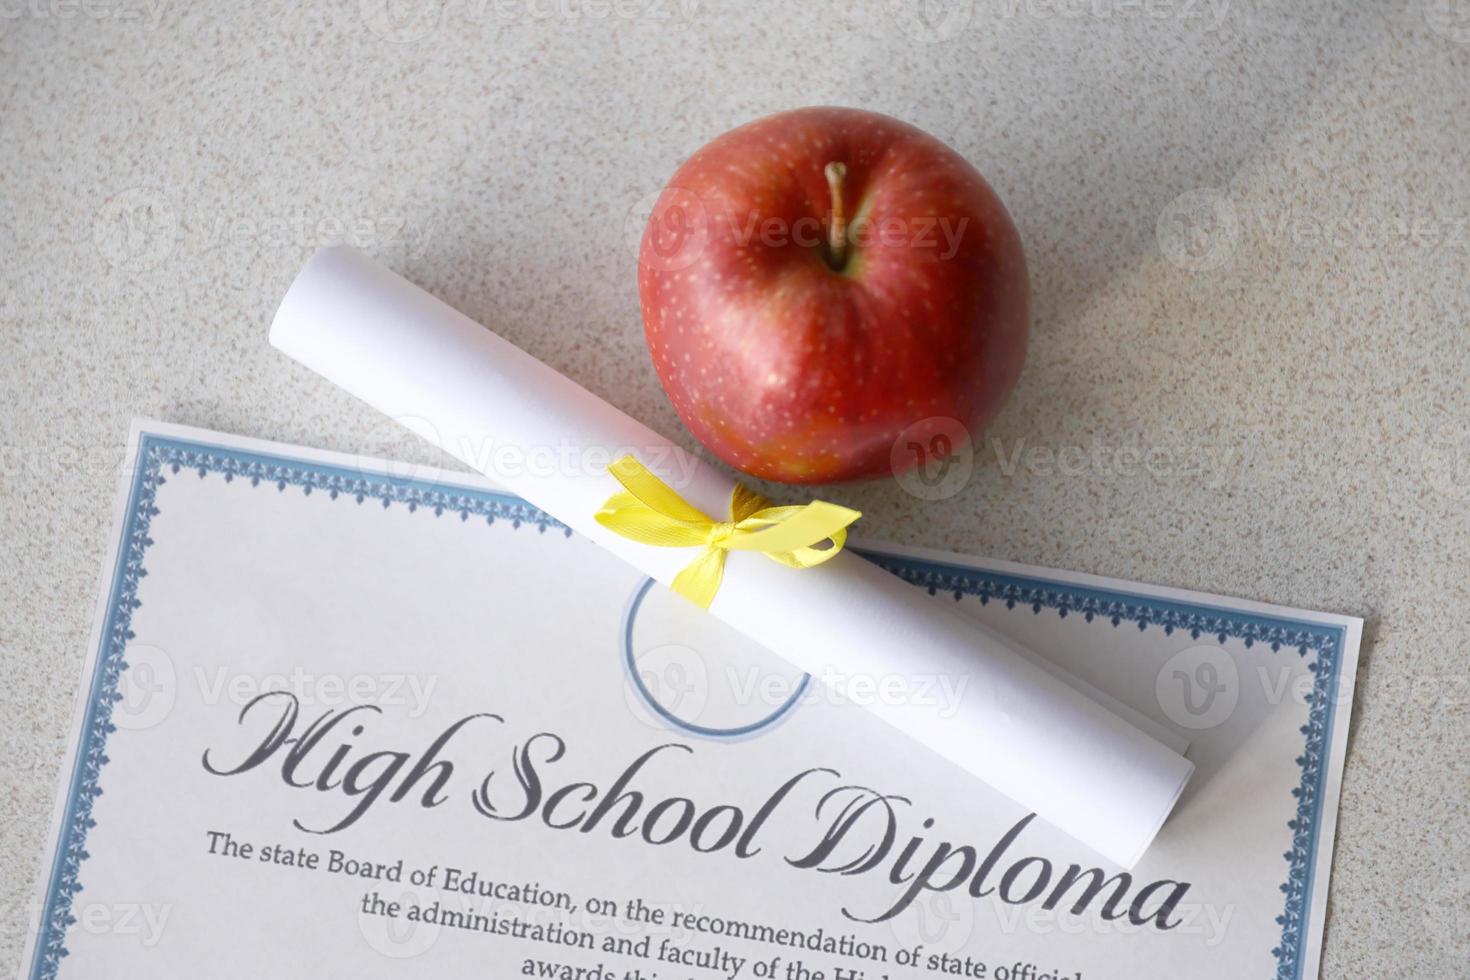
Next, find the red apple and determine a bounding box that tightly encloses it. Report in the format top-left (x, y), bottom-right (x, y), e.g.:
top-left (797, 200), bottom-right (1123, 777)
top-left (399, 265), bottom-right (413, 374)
top-left (637, 106), bottom-right (1029, 484)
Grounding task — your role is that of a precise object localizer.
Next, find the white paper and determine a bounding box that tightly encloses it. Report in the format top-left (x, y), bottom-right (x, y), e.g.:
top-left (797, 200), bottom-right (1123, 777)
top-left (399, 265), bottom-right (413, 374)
top-left (268, 245), bottom-right (1193, 867)
top-left (19, 421), bottom-right (1364, 980)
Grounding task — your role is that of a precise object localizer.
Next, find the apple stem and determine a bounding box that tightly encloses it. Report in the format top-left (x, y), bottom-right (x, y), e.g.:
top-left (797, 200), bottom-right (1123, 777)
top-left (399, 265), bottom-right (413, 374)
top-left (824, 161), bottom-right (849, 270)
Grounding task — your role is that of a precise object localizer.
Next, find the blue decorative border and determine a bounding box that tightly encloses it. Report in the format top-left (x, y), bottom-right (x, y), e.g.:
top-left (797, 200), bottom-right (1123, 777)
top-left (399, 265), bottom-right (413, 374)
top-left (862, 552), bottom-right (1345, 980)
top-left (30, 433), bottom-right (1346, 980)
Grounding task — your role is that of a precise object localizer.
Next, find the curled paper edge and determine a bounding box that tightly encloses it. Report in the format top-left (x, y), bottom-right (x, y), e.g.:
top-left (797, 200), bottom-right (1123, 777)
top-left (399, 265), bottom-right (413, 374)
top-left (269, 246), bottom-right (1193, 868)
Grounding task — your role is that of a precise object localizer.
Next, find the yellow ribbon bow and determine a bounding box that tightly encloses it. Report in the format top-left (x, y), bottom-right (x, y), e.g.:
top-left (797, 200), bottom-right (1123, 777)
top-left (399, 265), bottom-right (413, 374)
top-left (594, 455), bottom-right (861, 610)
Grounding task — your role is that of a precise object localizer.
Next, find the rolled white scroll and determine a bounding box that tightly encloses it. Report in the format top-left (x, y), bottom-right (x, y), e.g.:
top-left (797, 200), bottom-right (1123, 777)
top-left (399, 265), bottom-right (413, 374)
top-left (270, 246), bottom-right (1193, 867)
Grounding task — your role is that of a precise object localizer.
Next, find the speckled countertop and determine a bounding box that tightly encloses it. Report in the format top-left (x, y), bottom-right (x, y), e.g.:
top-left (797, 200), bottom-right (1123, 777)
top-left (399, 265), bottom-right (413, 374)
top-left (1, 2), bottom-right (1467, 976)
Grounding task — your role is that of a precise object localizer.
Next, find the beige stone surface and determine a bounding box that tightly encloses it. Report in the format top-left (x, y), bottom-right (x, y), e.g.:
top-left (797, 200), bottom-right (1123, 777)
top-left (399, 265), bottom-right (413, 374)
top-left (2, 1), bottom-right (1467, 976)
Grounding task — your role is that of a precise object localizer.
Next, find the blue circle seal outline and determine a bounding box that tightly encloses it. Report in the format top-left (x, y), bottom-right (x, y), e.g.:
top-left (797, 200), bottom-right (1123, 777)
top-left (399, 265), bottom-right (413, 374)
top-left (621, 577), bottom-right (810, 739)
